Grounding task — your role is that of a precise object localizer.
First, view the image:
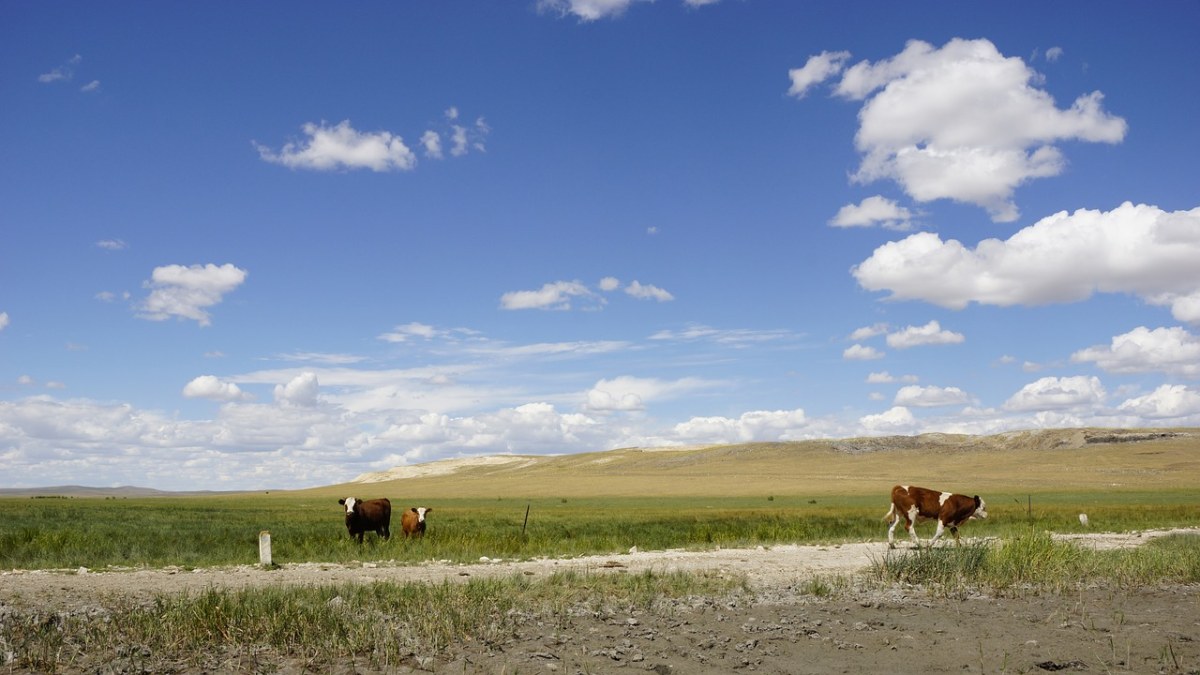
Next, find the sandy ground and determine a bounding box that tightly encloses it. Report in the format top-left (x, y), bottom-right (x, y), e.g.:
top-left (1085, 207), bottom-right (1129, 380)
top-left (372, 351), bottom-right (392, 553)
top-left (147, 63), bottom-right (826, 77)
top-left (2, 528), bottom-right (1198, 673)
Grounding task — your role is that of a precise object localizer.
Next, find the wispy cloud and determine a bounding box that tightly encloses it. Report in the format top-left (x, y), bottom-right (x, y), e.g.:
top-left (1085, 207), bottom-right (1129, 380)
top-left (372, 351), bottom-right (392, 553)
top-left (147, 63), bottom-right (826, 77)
top-left (96, 239), bottom-right (127, 251)
top-left (538, 0), bottom-right (715, 22)
top-left (500, 280), bottom-right (598, 311)
top-left (499, 277), bottom-right (675, 310)
top-left (421, 107), bottom-right (490, 159)
top-left (38, 54), bottom-right (82, 83)
top-left (650, 324), bottom-right (797, 347)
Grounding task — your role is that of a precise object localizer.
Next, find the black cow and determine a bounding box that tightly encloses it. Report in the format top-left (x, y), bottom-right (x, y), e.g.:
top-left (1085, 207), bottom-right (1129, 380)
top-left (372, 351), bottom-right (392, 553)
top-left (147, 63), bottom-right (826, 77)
top-left (338, 497), bottom-right (391, 543)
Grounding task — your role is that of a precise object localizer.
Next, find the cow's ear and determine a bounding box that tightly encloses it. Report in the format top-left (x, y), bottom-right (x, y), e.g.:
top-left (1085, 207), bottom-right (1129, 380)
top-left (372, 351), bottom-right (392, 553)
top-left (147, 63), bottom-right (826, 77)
top-left (425, 507), bottom-right (432, 513)
top-left (973, 495), bottom-right (981, 508)
top-left (411, 507), bottom-right (419, 513)
top-left (338, 499), bottom-right (345, 505)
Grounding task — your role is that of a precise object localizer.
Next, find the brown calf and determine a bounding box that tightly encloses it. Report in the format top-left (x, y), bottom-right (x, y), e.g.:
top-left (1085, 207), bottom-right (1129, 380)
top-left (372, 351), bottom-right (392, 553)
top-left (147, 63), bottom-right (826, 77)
top-left (883, 485), bottom-right (987, 548)
top-left (401, 506), bottom-right (431, 538)
top-left (338, 497), bottom-right (391, 543)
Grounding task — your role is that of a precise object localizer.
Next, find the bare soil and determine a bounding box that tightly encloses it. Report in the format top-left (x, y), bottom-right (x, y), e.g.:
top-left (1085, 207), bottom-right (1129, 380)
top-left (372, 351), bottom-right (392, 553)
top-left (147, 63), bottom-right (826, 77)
top-left (2, 529), bottom-right (1198, 674)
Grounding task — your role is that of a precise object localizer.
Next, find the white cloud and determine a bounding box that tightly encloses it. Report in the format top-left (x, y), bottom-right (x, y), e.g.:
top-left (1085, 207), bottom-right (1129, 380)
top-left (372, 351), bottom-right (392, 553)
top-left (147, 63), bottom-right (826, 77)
top-left (95, 291), bottom-right (131, 303)
top-left (584, 376), bottom-right (714, 412)
top-left (866, 371), bottom-right (917, 384)
top-left (625, 280), bottom-right (674, 302)
top-left (1004, 376), bottom-right (1106, 412)
top-left (499, 277), bottom-right (673, 311)
top-left (38, 54), bottom-right (81, 83)
top-left (423, 110), bottom-right (489, 160)
top-left (96, 239), bottom-right (127, 251)
top-left (38, 68), bottom-right (70, 83)
top-left (537, 0), bottom-right (722, 21)
top-left (0, 312), bottom-right (8, 331)
top-left (420, 130), bottom-right (443, 159)
top-left (894, 384), bottom-right (971, 408)
top-left (787, 50), bottom-right (852, 99)
top-left (806, 38), bottom-right (1126, 221)
top-left (80, 80), bottom-right (100, 93)
top-left (849, 323), bottom-right (889, 341)
top-left (1072, 326), bottom-right (1200, 378)
top-left (671, 408), bottom-right (809, 444)
top-left (1045, 46), bottom-right (1064, 62)
top-left (255, 120), bottom-right (417, 172)
top-left (183, 375), bottom-right (252, 402)
top-left (886, 320), bottom-right (964, 349)
top-left (843, 344), bottom-right (884, 360)
top-left (379, 322), bottom-right (443, 343)
top-left (138, 263), bottom-right (247, 327)
top-left (500, 281), bottom-right (597, 310)
top-left (650, 324), bottom-right (797, 347)
top-left (274, 372), bottom-right (320, 407)
top-left (854, 203), bottom-right (1200, 321)
top-left (1117, 385), bottom-right (1200, 419)
top-left (858, 406), bottom-right (918, 433)
top-left (273, 352), bottom-right (367, 365)
top-left (450, 125), bottom-right (469, 157)
top-left (829, 195), bottom-right (914, 230)
top-left (537, 0), bottom-right (648, 21)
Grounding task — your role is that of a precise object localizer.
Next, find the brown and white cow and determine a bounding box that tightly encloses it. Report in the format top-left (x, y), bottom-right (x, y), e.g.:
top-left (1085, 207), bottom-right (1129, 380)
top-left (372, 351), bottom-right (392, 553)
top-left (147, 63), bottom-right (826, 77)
top-left (401, 506), bottom-right (431, 538)
top-left (338, 497), bottom-right (391, 543)
top-left (883, 485), bottom-right (987, 548)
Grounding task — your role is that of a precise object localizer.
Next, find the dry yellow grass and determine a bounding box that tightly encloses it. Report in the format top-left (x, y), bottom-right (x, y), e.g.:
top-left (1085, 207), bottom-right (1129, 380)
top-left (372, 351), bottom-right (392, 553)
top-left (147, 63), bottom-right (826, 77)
top-left (306, 428), bottom-right (1200, 500)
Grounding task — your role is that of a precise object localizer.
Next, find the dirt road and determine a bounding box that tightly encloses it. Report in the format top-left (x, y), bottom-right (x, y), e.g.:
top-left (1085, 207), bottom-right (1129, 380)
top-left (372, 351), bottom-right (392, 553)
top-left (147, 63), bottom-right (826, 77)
top-left (2, 528), bottom-right (1198, 674)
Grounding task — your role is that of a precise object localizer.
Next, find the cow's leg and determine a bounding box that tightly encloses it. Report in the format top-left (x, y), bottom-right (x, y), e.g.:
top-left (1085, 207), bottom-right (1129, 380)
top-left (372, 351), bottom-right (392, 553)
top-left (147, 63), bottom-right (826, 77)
top-left (930, 519), bottom-right (947, 545)
top-left (906, 505), bottom-right (921, 547)
top-left (887, 510), bottom-right (902, 548)
top-left (950, 525), bottom-right (960, 545)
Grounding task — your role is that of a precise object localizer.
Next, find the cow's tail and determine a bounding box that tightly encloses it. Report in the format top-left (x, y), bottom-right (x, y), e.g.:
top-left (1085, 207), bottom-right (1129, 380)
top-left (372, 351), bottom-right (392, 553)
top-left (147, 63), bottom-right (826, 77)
top-left (881, 503), bottom-right (896, 523)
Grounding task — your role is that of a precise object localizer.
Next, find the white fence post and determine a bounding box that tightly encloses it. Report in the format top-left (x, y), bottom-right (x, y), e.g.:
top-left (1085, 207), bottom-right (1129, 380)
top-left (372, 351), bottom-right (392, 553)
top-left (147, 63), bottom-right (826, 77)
top-left (259, 530), bottom-right (272, 566)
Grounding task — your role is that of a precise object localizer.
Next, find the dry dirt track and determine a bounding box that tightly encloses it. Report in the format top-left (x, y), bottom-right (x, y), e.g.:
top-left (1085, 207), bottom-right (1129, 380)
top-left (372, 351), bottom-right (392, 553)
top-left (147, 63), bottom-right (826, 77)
top-left (2, 528), bottom-right (1196, 611)
top-left (2, 529), bottom-right (1199, 674)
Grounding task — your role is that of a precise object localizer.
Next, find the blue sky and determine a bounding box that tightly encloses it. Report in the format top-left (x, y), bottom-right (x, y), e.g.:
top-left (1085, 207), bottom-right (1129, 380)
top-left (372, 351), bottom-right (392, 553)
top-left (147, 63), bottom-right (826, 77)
top-left (2, 1), bottom-right (1198, 491)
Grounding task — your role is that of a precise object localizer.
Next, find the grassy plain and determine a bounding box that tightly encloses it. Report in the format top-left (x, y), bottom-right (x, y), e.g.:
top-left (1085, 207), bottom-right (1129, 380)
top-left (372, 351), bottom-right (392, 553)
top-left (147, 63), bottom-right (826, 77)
top-left (2, 430), bottom-right (1199, 673)
top-left (2, 429), bottom-right (1198, 570)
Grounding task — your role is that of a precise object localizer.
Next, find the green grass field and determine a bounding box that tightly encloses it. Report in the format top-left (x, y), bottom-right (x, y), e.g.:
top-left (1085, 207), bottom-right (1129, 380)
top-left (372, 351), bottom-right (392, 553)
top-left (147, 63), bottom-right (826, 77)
top-left (3, 430), bottom-right (1199, 673)
top-left (3, 429), bottom-right (1197, 570)
top-left (2, 490), bottom-right (1196, 570)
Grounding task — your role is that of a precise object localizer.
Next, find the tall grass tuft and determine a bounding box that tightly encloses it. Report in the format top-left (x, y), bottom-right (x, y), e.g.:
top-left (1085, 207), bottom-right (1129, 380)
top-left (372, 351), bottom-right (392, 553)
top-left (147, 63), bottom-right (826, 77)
top-left (1, 570), bottom-right (745, 673)
top-left (872, 531), bottom-right (1200, 596)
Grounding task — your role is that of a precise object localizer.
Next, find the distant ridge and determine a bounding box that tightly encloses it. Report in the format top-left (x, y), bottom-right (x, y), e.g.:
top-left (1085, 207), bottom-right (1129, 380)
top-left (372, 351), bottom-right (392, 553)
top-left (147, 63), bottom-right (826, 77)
top-left (5, 428), bottom-right (1197, 498)
top-left (351, 428), bottom-right (1195, 484)
top-left (0, 485), bottom-right (238, 498)
top-left (322, 427), bottom-right (1200, 499)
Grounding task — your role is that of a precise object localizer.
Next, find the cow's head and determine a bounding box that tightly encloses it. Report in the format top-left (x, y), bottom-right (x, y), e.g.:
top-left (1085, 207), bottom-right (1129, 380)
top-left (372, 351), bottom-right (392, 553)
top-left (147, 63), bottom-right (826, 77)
top-left (411, 506), bottom-right (431, 523)
top-left (338, 497), bottom-right (360, 515)
top-left (972, 496), bottom-right (988, 519)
